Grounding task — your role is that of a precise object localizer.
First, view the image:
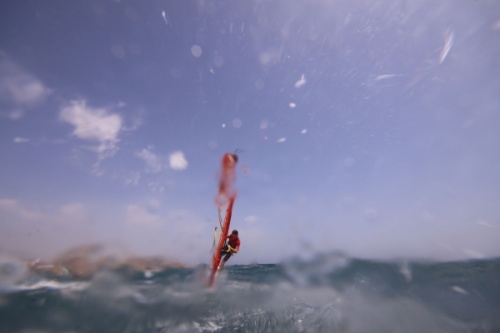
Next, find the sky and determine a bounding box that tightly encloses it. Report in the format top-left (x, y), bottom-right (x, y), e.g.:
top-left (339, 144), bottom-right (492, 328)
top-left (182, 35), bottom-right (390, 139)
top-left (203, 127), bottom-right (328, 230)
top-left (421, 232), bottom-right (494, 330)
top-left (1, 0), bottom-right (499, 265)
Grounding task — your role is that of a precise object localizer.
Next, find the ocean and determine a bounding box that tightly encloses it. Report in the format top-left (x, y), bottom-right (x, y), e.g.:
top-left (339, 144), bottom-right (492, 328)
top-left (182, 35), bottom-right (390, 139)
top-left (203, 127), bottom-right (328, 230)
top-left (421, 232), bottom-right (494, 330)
top-left (1, 254), bottom-right (499, 333)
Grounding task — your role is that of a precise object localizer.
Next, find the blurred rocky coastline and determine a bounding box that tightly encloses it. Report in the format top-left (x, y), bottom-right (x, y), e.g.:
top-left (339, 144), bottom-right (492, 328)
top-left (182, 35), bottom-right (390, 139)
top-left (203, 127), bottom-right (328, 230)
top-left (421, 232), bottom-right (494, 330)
top-left (19, 243), bottom-right (186, 279)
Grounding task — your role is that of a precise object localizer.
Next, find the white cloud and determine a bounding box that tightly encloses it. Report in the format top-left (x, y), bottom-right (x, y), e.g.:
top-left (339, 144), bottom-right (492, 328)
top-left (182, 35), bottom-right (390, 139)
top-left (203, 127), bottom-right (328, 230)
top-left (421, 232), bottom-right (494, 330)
top-left (475, 220), bottom-right (494, 228)
top-left (169, 151), bottom-right (188, 170)
top-left (0, 54), bottom-right (51, 115)
top-left (136, 148), bottom-right (163, 173)
top-left (125, 205), bottom-right (164, 227)
top-left (7, 109), bottom-right (24, 120)
top-left (244, 215), bottom-right (258, 224)
top-left (0, 198), bottom-right (43, 220)
top-left (148, 199), bottom-right (161, 209)
top-left (294, 73), bottom-right (306, 88)
top-left (13, 137), bottom-right (30, 143)
top-left (0, 198), bottom-right (17, 208)
top-left (59, 203), bottom-right (86, 223)
top-left (0, 199), bottom-right (92, 260)
top-left (147, 181), bottom-right (165, 193)
top-left (0, 199), bottom-right (85, 224)
top-left (119, 206), bottom-right (211, 262)
top-left (125, 172), bottom-right (141, 186)
top-left (60, 100), bottom-right (122, 158)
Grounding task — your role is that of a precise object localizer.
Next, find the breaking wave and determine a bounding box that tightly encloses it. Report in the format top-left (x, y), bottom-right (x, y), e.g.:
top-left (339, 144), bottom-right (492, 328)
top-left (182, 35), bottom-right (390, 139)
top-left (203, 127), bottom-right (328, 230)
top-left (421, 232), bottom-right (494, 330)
top-left (1, 253), bottom-right (499, 333)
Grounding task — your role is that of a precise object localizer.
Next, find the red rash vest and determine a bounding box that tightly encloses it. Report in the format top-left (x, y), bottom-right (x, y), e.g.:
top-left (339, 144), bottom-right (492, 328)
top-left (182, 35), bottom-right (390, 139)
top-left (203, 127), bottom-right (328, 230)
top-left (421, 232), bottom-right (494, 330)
top-left (227, 234), bottom-right (240, 249)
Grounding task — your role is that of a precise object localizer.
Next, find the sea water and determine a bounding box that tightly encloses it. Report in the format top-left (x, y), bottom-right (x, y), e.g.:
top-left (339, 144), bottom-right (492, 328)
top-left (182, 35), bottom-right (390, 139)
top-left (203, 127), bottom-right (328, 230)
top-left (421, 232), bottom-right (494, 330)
top-left (1, 254), bottom-right (499, 333)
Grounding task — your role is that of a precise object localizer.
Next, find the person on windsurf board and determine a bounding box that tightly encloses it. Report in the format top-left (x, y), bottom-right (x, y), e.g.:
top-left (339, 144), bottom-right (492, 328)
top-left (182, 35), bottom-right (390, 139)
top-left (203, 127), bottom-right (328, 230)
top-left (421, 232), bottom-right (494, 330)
top-left (209, 151), bottom-right (241, 286)
top-left (218, 229), bottom-right (240, 271)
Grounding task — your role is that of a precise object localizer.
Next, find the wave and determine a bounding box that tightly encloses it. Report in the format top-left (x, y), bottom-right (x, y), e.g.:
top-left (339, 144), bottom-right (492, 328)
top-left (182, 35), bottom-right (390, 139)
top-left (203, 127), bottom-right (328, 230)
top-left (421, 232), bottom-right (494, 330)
top-left (0, 254), bottom-right (499, 333)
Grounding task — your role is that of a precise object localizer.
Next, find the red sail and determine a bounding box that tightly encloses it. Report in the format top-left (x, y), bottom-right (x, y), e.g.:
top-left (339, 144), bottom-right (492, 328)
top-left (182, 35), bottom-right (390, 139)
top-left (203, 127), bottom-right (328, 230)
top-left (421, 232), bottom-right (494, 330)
top-left (208, 196), bottom-right (235, 286)
top-left (209, 153), bottom-right (238, 286)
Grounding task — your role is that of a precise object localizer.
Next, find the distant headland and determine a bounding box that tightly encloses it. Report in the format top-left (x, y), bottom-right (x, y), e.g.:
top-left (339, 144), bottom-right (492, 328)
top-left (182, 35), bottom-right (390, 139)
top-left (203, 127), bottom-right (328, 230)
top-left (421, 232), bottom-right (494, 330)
top-left (19, 243), bottom-right (187, 278)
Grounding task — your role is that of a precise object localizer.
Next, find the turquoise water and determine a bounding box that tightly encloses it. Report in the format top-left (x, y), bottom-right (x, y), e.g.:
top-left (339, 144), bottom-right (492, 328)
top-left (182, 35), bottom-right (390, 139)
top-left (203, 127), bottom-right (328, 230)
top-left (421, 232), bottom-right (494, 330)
top-left (1, 254), bottom-right (499, 332)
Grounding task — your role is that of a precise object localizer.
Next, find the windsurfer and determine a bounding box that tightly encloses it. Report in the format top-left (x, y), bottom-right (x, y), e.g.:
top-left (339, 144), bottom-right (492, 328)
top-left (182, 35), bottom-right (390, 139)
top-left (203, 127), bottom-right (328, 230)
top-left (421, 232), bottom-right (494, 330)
top-left (218, 230), bottom-right (240, 270)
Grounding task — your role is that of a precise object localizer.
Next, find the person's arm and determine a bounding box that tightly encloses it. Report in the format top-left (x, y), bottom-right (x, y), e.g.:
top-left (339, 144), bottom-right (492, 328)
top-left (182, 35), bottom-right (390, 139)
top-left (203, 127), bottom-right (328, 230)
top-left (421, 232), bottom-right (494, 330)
top-left (226, 244), bottom-right (239, 253)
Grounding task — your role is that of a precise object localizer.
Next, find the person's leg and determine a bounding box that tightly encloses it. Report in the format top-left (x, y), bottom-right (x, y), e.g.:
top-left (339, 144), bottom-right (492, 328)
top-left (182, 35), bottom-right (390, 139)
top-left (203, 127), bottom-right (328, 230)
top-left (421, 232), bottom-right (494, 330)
top-left (218, 253), bottom-right (232, 270)
top-left (220, 244), bottom-right (229, 258)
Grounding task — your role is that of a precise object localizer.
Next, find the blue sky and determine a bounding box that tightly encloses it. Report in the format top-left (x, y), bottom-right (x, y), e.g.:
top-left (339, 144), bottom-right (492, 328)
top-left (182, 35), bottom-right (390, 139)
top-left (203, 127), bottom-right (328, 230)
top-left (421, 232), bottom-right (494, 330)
top-left (1, 0), bottom-right (499, 264)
